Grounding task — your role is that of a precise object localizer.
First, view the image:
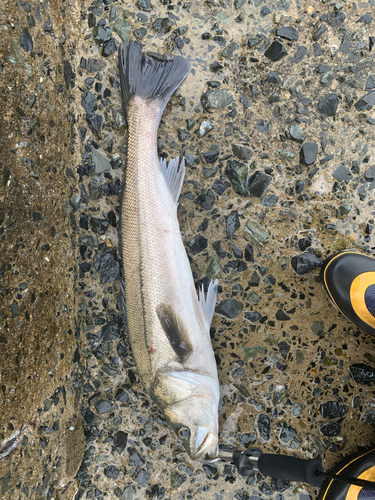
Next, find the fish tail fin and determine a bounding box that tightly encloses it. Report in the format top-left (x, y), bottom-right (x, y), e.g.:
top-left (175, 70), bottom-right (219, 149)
top-left (118, 41), bottom-right (191, 121)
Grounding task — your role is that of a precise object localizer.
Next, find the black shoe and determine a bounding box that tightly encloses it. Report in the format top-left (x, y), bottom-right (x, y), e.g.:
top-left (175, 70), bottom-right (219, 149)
top-left (317, 448), bottom-right (375, 500)
top-left (321, 251), bottom-right (375, 337)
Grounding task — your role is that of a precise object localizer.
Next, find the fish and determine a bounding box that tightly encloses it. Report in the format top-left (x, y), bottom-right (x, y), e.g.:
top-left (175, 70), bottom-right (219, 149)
top-left (118, 41), bottom-right (220, 460)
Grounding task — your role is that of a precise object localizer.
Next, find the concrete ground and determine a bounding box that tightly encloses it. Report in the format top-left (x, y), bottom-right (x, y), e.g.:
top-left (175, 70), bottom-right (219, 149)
top-left (1, 0), bottom-right (375, 498)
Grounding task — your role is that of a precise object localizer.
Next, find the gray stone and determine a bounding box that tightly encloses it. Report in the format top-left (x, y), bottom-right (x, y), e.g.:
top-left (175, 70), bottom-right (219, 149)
top-left (314, 23), bottom-right (327, 41)
top-left (339, 204), bottom-right (352, 215)
top-left (264, 40), bottom-right (288, 61)
top-left (349, 364), bottom-right (375, 385)
top-left (184, 152), bottom-right (197, 167)
top-left (226, 210), bottom-right (240, 236)
top-left (248, 33), bottom-right (265, 48)
top-left (109, 4), bottom-right (118, 22)
top-left (290, 123), bottom-right (306, 143)
top-left (332, 165), bottom-right (353, 183)
top-left (70, 194), bottom-right (81, 209)
top-left (203, 150), bottom-right (219, 164)
top-left (240, 93), bottom-right (251, 109)
top-left (102, 38), bottom-right (117, 57)
top-left (327, 11), bottom-right (346, 27)
top-left (300, 142), bottom-right (318, 165)
top-left (135, 469), bottom-right (151, 486)
top-left (365, 75), bottom-right (375, 91)
top-left (86, 113), bottom-right (104, 132)
top-left (320, 401), bottom-right (348, 418)
top-left (216, 298), bottom-right (243, 318)
top-left (280, 423), bottom-right (297, 443)
top-left (92, 149), bottom-right (111, 174)
top-left (311, 320), bottom-right (324, 336)
top-left (340, 33), bottom-right (351, 53)
top-left (93, 249), bottom-right (120, 284)
top-left (261, 194), bottom-right (278, 206)
top-left (276, 309), bottom-right (290, 321)
top-left (87, 58), bottom-right (106, 73)
top-left (95, 400), bottom-right (113, 414)
top-left (365, 166), bottom-right (375, 181)
top-left (206, 254), bottom-right (222, 278)
top-left (177, 129), bottom-right (192, 141)
top-left (113, 19), bottom-right (131, 41)
top-left (291, 46), bottom-right (307, 62)
top-left (221, 42), bottom-right (239, 59)
top-left (320, 422), bottom-right (341, 437)
top-left (19, 28), bottom-right (33, 52)
top-left (187, 235), bottom-right (208, 255)
top-left (232, 144), bottom-right (253, 161)
top-left (234, 0), bottom-right (246, 8)
top-left (137, 0), bottom-right (152, 11)
top-left (98, 317), bottom-right (123, 342)
top-left (317, 94), bottom-right (339, 117)
top-left (198, 120), bottom-right (214, 137)
top-left (247, 171), bottom-right (272, 197)
top-left (201, 89), bottom-right (234, 110)
top-left (152, 18), bottom-right (173, 34)
top-left (81, 92), bottom-right (97, 114)
top-left (267, 71), bottom-right (281, 84)
top-left (257, 414), bottom-right (271, 441)
top-left (245, 218), bottom-right (269, 245)
top-left (93, 25), bottom-right (112, 44)
top-left (354, 91), bottom-right (375, 111)
top-left (134, 27), bottom-right (147, 40)
top-left (357, 13), bottom-right (372, 24)
top-left (256, 119), bottom-right (271, 134)
top-left (291, 252), bottom-right (322, 275)
top-left (225, 160), bottom-right (248, 196)
top-left (276, 26), bottom-right (299, 41)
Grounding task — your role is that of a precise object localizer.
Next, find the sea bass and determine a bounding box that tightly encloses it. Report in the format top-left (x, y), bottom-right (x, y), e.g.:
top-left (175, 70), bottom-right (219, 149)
top-left (118, 41), bottom-right (220, 460)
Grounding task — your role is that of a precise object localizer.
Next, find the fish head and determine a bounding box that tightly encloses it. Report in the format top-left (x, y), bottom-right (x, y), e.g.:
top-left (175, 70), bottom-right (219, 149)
top-left (152, 370), bottom-right (220, 459)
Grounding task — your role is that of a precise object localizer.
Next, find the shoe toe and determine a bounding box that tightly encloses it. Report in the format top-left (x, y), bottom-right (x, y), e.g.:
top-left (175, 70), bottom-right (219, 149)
top-left (321, 251), bottom-right (375, 337)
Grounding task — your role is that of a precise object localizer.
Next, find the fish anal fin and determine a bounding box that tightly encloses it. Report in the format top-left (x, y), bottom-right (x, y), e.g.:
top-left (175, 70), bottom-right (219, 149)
top-left (196, 279), bottom-right (218, 333)
top-left (156, 304), bottom-right (192, 363)
top-left (159, 156), bottom-right (185, 203)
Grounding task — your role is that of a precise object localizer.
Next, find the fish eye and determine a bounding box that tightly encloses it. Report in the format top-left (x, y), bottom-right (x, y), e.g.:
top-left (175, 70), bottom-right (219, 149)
top-left (177, 426), bottom-right (190, 439)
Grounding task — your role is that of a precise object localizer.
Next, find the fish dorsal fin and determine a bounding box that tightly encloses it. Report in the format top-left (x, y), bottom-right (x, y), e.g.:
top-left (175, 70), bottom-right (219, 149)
top-left (194, 279), bottom-right (218, 333)
top-left (156, 303), bottom-right (192, 363)
top-left (159, 156), bottom-right (185, 204)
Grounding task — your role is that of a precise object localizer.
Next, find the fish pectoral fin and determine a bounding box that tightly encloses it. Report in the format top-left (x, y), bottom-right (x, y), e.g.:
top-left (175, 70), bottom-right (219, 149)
top-left (195, 279), bottom-right (218, 333)
top-left (159, 156), bottom-right (186, 203)
top-left (156, 304), bottom-right (193, 363)
top-left (151, 370), bottom-right (193, 406)
top-left (166, 361), bottom-right (185, 371)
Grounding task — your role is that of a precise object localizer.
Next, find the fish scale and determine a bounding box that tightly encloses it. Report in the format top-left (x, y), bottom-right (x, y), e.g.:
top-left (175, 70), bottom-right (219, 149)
top-left (122, 101), bottom-right (173, 383)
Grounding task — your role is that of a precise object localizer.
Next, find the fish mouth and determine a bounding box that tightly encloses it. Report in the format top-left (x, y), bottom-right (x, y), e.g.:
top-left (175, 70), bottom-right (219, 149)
top-left (190, 431), bottom-right (218, 460)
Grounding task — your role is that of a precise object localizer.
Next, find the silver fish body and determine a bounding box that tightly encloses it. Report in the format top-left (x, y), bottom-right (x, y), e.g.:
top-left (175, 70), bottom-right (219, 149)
top-left (118, 42), bottom-right (220, 459)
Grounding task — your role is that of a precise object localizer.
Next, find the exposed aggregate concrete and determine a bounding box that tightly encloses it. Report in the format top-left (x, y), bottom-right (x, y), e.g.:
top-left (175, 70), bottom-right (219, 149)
top-left (1, 0), bottom-right (375, 499)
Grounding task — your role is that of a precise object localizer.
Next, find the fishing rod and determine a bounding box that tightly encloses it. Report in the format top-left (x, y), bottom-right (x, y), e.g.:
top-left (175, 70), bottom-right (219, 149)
top-left (205, 447), bottom-right (375, 498)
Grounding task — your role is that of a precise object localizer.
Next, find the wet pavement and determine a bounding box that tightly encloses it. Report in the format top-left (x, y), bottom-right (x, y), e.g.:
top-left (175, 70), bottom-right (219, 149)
top-left (1, 0), bottom-right (375, 498)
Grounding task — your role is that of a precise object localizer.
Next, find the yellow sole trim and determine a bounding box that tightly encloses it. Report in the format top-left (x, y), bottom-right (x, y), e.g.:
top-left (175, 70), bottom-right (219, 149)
top-left (346, 465), bottom-right (375, 500)
top-left (350, 272), bottom-right (375, 329)
top-left (321, 449), bottom-right (375, 500)
top-left (323, 251), bottom-right (361, 317)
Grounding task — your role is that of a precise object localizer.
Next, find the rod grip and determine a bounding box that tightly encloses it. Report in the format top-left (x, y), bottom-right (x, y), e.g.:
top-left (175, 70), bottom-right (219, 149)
top-left (257, 454), bottom-right (324, 487)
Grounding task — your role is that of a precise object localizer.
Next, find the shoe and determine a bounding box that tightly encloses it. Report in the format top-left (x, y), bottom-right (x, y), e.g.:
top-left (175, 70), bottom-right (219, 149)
top-left (317, 448), bottom-right (375, 500)
top-left (321, 250), bottom-right (375, 337)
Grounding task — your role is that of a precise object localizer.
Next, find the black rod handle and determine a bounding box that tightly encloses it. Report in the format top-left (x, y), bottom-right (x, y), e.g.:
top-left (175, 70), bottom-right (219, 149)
top-left (257, 454), bottom-right (324, 487)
